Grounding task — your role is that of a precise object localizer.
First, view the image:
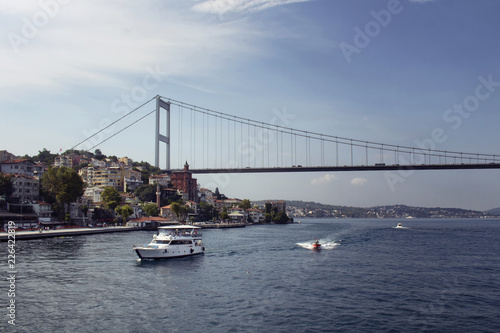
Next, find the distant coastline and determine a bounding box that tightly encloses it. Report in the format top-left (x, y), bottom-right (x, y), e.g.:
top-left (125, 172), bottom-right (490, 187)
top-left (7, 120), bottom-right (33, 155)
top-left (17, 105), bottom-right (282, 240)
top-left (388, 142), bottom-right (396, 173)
top-left (255, 200), bottom-right (500, 219)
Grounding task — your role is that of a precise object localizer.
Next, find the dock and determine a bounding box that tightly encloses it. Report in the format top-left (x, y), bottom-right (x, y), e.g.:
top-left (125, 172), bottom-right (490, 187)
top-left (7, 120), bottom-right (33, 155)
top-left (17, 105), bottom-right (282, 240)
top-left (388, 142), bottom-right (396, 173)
top-left (0, 226), bottom-right (139, 241)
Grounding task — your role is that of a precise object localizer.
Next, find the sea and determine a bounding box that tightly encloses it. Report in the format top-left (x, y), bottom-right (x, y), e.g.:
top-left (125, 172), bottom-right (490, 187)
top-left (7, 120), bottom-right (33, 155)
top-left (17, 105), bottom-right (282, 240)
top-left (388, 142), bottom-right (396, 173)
top-left (1, 218), bottom-right (500, 333)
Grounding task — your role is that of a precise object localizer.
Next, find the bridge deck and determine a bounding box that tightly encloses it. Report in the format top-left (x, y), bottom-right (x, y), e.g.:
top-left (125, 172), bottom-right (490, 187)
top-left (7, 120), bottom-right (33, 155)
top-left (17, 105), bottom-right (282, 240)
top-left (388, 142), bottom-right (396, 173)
top-left (179, 163), bottom-right (500, 174)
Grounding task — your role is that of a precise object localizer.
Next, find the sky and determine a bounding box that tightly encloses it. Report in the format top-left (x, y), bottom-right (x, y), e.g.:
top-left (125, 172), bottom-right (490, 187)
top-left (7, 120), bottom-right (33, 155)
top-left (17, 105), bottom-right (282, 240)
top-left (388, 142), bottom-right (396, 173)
top-left (1, 0), bottom-right (499, 211)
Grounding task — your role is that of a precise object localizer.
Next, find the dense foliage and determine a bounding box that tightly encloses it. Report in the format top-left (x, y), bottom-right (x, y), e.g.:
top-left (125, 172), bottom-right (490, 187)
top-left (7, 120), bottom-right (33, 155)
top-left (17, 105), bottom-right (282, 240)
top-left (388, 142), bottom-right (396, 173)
top-left (0, 173), bottom-right (13, 197)
top-left (41, 166), bottom-right (85, 220)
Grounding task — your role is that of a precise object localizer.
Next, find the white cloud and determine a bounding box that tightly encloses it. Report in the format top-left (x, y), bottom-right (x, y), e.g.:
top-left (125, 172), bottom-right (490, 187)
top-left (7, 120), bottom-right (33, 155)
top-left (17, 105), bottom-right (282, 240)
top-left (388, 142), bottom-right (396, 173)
top-left (351, 177), bottom-right (367, 186)
top-left (192, 0), bottom-right (314, 15)
top-left (311, 174), bottom-right (336, 185)
top-left (0, 0), bottom-right (261, 98)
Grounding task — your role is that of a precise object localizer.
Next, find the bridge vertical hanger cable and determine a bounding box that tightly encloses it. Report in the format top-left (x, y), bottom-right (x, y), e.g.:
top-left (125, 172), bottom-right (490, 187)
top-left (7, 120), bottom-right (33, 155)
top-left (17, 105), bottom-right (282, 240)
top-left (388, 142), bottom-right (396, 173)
top-left (156, 96), bottom-right (498, 169)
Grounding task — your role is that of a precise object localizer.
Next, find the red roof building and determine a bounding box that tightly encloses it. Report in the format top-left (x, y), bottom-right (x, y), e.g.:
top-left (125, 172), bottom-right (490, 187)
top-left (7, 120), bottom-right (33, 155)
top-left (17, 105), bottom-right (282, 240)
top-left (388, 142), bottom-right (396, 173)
top-left (170, 162), bottom-right (198, 203)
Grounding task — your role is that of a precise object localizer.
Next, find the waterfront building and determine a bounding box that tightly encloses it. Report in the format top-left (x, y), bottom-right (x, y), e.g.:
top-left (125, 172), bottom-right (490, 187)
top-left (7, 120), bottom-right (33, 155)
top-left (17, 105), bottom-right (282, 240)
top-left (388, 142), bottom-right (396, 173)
top-left (160, 205), bottom-right (177, 220)
top-left (185, 200), bottom-right (199, 214)
top-left (228, 206), bottom-right (247, 222)
top-left (266, 200), bottom-right (286, 214)
top-left (246, 208), bottom-right (264, 223)
top-left (169, 162), bottom-right (198, 202)
top-left (31, 201), bottom-right (53, 223)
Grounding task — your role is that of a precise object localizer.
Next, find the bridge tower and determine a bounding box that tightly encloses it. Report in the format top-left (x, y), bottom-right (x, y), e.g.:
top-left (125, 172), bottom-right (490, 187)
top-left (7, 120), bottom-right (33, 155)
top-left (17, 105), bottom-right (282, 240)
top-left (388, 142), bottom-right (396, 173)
top-left (155, 96), bottom-right (171, 170)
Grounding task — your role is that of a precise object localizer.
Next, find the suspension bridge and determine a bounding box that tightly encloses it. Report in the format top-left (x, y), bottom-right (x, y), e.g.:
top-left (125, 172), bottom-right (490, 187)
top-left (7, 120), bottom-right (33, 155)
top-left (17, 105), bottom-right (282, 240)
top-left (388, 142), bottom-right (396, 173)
top-left (73, 95), bottom-right (500, 174)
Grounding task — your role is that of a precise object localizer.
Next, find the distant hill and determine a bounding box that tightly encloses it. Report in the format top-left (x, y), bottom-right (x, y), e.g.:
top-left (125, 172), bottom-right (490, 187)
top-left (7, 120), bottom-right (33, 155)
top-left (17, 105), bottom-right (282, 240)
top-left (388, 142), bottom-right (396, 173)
top-left (256, 200), bottom-right (499, 219)
top-left (487, 207), bottom-right (500, 215)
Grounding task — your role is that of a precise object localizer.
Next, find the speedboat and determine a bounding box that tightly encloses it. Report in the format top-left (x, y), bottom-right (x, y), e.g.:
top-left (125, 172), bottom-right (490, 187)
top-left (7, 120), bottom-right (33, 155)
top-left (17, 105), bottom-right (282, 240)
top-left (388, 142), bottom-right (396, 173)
top-left (133, 225), bottom-right (204, 259)
top-left (396, 223), bottom-right (403, 228)
top-left (312, 240), bottom-right (321, 249)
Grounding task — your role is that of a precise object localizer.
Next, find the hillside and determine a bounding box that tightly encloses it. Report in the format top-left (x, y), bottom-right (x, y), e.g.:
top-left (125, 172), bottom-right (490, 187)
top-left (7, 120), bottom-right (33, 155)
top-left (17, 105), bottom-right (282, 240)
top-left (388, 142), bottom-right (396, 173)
top-left (487, 207), bottom-right (500, 215)
top-left (267, 200), bottom-right (497, 219)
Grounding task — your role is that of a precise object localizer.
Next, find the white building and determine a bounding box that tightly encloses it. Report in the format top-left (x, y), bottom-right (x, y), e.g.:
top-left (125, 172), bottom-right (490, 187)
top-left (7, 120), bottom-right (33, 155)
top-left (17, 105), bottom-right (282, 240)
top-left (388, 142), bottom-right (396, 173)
top-left (10, 174), bottom-right (39, 202)
top-left (83, 186), bottom-right (104, 203)
top-left (0, 159), bottom-right (35, 177)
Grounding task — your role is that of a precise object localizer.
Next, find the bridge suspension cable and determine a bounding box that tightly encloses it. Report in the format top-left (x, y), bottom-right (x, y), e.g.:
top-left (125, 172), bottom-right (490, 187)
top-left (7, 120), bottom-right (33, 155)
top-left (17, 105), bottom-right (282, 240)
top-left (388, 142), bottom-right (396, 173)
top-left (71, 95), bottom-right (498, 170)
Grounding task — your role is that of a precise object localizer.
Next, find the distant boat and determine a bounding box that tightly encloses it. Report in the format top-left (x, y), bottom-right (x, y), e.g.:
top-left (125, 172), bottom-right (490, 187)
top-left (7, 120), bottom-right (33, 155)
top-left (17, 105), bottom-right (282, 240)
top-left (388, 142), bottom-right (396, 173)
top-left (396, 223), bottom-right (403, 228)
top-left (406, 216), bottom-right (415, 219)
top-left (312, 240), bottom-right (321, 249)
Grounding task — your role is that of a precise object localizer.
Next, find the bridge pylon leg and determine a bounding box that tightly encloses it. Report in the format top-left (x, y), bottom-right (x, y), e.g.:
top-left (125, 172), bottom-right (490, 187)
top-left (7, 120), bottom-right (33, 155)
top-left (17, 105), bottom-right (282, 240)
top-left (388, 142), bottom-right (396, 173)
top-left (155, 95), bottom-right (171, 170)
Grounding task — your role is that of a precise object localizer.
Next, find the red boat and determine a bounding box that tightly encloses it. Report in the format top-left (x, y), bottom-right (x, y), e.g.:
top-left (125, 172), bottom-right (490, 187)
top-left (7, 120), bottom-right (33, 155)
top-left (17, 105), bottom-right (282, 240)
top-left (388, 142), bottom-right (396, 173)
top-left (312, 240), bottom-right (321, 249)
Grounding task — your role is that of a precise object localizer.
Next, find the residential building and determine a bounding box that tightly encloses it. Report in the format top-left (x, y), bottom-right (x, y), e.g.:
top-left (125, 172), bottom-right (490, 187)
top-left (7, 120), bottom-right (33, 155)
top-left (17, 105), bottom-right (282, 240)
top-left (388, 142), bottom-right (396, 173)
top-left (92, 166), bottom-right (136, 191)
top-left (124, 170), bottom-right (143, 192)
top-left (160, 205), bottom-right (177, 220)
top-left (78, 166), bottom-right (96, 186)
top-left (10, 174), bottom-right (39, 202)
top-left (31, 201), bottom-right (53, 222)
top-left (215, 198), bottom-right (241, 213)
top-left (199, 188), bottom-right (215, 205)
top-left (149, 174), bottom-right (170, 187)
top-left (53, 154), bottom-right (83, 168)
top-left (246, 208), bottom-right (264, 223)
top-left (227, 206), bottom-right (247, 222)
top-left (83, 186), bottom-right (104, 203)
top-left (118, 157), bottom-right (133, 167)
top-left (185, 200), bottom-right (199, 214)
top-left (0, 159), bottom-right (35, 177)
top-left (0, 150), bottom-right (16, 162)
top-left (33, 163), bottom-right (47, 179)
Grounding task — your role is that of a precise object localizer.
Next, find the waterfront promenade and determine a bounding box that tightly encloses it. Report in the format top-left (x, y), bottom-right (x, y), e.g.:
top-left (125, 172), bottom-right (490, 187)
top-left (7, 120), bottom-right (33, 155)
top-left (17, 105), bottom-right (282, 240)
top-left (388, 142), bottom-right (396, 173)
top-left (0, 226), bottom-right (139, 241)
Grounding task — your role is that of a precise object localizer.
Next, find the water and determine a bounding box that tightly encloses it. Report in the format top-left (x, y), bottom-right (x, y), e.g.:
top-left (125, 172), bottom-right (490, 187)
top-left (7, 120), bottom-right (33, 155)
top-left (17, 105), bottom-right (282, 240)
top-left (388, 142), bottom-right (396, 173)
top-left (2, 218), bottom-right (500, 332)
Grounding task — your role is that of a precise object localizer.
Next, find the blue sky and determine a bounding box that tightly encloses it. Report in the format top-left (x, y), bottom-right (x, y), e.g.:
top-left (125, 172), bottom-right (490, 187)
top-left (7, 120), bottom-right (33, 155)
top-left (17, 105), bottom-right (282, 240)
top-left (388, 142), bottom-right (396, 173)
top-left (1, 0), bottom-right (499, 210)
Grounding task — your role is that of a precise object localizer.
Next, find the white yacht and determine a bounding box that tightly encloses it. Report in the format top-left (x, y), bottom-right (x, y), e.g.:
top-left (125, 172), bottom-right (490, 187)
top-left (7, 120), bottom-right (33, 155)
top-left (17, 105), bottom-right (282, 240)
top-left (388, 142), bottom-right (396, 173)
top-left (133, 225), bottom-right (204, 259)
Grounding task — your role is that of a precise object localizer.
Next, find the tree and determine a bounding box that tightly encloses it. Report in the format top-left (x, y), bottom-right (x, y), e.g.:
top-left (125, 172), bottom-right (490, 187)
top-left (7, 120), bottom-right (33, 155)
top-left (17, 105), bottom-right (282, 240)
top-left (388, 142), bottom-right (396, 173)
top-left (41, 166), bottom-right (85, 220)
top-left (143, 203), bottom-right (159, 217)
top-left (101, 187), bottom-right (122, 210)
top-left (170, 201), bottom-right (188, 221)
top-left (134, 184), bottom-right (157, 202)
top-left (198, 202), bottom-right (216, 221)
top-left (238, 199), bottom-right (251, 210)
top-left (0, 173), bottom-right (13, 197)
top-left (80, 204), bottom-right (89, 225)
top-left (115, 204), bottom-right (134, 224)
top-left (32, 148), bottom-right (58, 165)
top-left (95, 149), bottom-right (105, 160)
top-left (220, 207), bottom-right (229, 221)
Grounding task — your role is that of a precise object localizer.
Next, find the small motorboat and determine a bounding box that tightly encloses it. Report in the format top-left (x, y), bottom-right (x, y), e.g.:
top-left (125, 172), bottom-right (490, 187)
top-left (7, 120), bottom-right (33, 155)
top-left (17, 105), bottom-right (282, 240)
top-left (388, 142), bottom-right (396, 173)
top-left (312, 240), bottom-right (321, 249)
top-left (396, 223), bottom-right (403, 228)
